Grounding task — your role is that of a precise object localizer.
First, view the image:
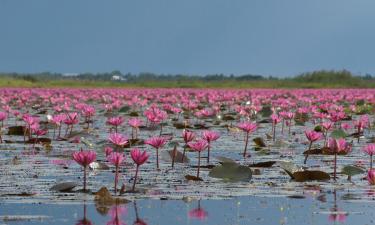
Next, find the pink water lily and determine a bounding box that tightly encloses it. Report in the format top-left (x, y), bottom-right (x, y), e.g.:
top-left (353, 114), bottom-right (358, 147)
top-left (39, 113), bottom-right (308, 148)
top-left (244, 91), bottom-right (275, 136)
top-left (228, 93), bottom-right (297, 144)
top-left (202, 130), bottom-right (220, 163)
top-left (328, 138), bottom-right (352, 181)
top-left (145, 136), bottom-right (167, 169)
top-left (188, 139), bottom-right (208, 179)
top-left (72, 149), bottom-right (97, 191)
top-left (367, 169), bottom-right (375, 185)
top-left (237, 121), bottom-right (257, 157)
top-left (363, 144), bottom-right (375, 169)
top-left (182, 129), bottom-right (195, 161)
top-left (108, 132), bottom-right (128, 150)
top-left (304, 130), bottom-right (323, 164)
top-left (107, 152), bottom-right (125, 195)
top-left (130, 148), bottom-right (149, 191)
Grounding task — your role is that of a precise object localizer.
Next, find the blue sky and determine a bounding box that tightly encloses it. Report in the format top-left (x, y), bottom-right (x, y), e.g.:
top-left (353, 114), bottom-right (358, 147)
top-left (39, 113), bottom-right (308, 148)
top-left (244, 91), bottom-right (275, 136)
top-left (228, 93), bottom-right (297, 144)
top-left (1, 0), bottom-right (374, 76)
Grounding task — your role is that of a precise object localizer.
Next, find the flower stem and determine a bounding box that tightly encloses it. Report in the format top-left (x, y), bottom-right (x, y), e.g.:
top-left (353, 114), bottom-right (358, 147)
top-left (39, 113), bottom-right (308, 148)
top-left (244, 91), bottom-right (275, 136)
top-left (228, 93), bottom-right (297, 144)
top-left (304, 141), bottom-right (312, 164)
top-left (132, 165), bottom-right (139, 192)
top-left (114, 165), bottom-right (118, 195)
top-left (243, 132), bottom-right (249, 157)
top-left (83, 165), bottom-right (87, 191)
top-left (197, 151), bottom-right (201, 178)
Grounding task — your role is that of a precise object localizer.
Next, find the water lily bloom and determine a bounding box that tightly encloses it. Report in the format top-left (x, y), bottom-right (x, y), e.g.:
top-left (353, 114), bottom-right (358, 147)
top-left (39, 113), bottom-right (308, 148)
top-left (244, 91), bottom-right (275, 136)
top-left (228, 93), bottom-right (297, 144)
top-left (107, 152), bottom-right (125, 195)
top-left (328, 138), bottom-right (352, 181)
top-left (304, 130), bottom-right (323, 164)
top-left (188, 139), bottom-right (208, 179)
top-left (354, 115), bottom-right (370, 143)
top-left (182, 129), bottom-right (195, 161)
top-left (128, 118), bottom-right (143, 139)
top-left (104, 146), bottom-right (114, 157)
top-left (367, 169), bottom-right (375, 185)
top-left (237, 121), bottom-right (257, 157)
top-left (202, 130), bottom-right (220, 163)
top-left (0, 111), bottom-right (7, 127)
top-left (107, 116), bottom-right (124, 133)
top-left (363, 144), bottom-right (375, 169)
top-left (64, 112), bottom-right (79, 135)
top-left (271, 114), bottom-right (281, 142)
top-left (130, 148), bottom-right (149, 191)
top-left (72, 149), bottom-right (97, 191)
top-left (145, 136), bottom-right (167, 169)
top-left (108, 133), bottom-right (128, 150)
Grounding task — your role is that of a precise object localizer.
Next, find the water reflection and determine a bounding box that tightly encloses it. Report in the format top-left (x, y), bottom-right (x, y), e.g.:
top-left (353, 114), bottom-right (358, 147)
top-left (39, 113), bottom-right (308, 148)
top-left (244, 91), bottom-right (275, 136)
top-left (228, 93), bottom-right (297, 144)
top-left (106, 204), bottom-right (127, 225)
top-left (328, 190), bottom-right (347, 223)
top-left (188, 200), bottom-right (208, 221)
top-left (133, 201), bottom-right (147, 225)
top-left (76, 203), bottom-right (93, 225)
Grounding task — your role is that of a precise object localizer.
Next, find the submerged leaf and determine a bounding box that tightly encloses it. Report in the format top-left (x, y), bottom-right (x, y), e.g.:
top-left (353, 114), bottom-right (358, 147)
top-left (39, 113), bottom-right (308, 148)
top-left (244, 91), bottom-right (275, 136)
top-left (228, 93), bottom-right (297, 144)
top-left (292, 171), bottom-right (330, 182)
top-left (185, 175), bottom-right (203, 181)
top-left (94, 187), bottom-right (130, 205)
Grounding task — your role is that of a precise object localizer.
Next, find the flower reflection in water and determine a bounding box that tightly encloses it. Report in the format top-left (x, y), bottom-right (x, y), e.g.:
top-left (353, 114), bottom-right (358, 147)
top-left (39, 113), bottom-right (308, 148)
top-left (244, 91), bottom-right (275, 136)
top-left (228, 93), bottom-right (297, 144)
top-left (188, 200), bottom-right (208, 221)
top-left (328, 190), bottom-right (347, 223)
top-left (76, 203), bottom-right (93, 225)
top-left (133, 201), bottom-right (147, 225)
top-left (106, 204), bottom-right (127, 225)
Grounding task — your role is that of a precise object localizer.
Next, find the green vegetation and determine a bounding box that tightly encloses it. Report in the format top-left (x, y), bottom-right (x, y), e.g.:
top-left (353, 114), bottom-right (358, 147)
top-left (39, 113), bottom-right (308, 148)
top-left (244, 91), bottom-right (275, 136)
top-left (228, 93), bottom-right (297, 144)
top-left (0, 70), bottom-right (374, 88)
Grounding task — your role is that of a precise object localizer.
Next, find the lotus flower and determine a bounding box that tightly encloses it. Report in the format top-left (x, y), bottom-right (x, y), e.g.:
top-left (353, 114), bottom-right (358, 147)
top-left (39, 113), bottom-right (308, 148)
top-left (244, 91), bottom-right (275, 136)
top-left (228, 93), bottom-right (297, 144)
top-left (237, 121), bottom-right (257, 157)
top-left (72, 149), bottom-right (97, 191)
top-left (202, 130), bottom-right (220, 163)
top-left (145, 136), bottom-right (167, 169)
top-left (304, 130), bottom-right (323, 164)
top-left (188, 139), bottom-right (208, 179)
top-left (328, 138), bottom-right (352, 181)
top-left (107, 152), bottom-right (125, 195)
top-left (130, 148), bottom-right (149, 191)
top-left (363, 144), bottom-right (375, 170)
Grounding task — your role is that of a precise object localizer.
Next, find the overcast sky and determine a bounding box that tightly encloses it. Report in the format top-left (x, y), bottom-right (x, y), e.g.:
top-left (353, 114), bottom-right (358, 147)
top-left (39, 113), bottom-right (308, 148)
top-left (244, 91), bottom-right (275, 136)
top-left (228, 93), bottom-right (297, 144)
top-left (1, 0), bottom-right (374, 76)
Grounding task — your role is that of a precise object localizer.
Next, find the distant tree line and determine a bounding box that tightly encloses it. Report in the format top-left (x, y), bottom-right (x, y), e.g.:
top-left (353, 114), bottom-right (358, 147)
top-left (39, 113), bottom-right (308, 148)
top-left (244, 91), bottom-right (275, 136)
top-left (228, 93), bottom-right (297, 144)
top-left (0, 69), bottom-right (374, 84)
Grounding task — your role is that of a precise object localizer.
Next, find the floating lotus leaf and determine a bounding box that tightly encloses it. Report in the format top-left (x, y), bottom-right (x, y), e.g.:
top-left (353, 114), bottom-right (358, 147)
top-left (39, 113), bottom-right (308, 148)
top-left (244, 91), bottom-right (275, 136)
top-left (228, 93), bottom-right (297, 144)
top-left (330, 129), bottom-right (348, 139)
top-left (50, 182), bottom-right (77, 192)
top-left (209, 162), bottom-right (252, 182)
top-left (253, 137), bottom-right (266, 147)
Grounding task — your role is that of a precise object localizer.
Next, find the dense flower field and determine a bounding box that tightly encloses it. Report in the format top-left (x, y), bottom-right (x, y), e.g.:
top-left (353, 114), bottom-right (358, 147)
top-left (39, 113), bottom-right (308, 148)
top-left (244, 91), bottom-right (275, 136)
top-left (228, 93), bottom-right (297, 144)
top-left (0, 88), bottom-right (374, 223)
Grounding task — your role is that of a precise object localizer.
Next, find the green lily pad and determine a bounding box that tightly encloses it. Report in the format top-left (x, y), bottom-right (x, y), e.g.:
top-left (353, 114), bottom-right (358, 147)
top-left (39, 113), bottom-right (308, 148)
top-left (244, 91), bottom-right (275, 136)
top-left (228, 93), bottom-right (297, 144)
top-left (330, 129), bottom-right (348, 139)
top-left (209, 162), bottom-right (252, 182)
top-left (341, 165), bottom-right (365, 177)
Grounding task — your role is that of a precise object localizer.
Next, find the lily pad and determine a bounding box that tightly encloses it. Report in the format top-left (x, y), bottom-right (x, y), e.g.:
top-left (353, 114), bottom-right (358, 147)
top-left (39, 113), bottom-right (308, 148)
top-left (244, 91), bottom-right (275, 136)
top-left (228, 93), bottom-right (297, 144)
top-left (259, 105), bottom-right (272, 118)
top-left (215, 156), bottom-right (236, 164)
top-left (209, 162), bottom-right (252, 182)
top-left (330, 129), bottom-right (348, 139)
top-left (7, 126), bottom-right (28, 136)
top-left (341, 165), bottom-right (365, 180)
top-left (253, 137), bottom-right (266, 147)
top-left (249, 161), bottom-right (276, 168)
top-left (50, 182), bottom-right (77, 192)
top-left (161, 149), bottom-right (190, 163)
top-left (118, 106), bottom-right (130, 113)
